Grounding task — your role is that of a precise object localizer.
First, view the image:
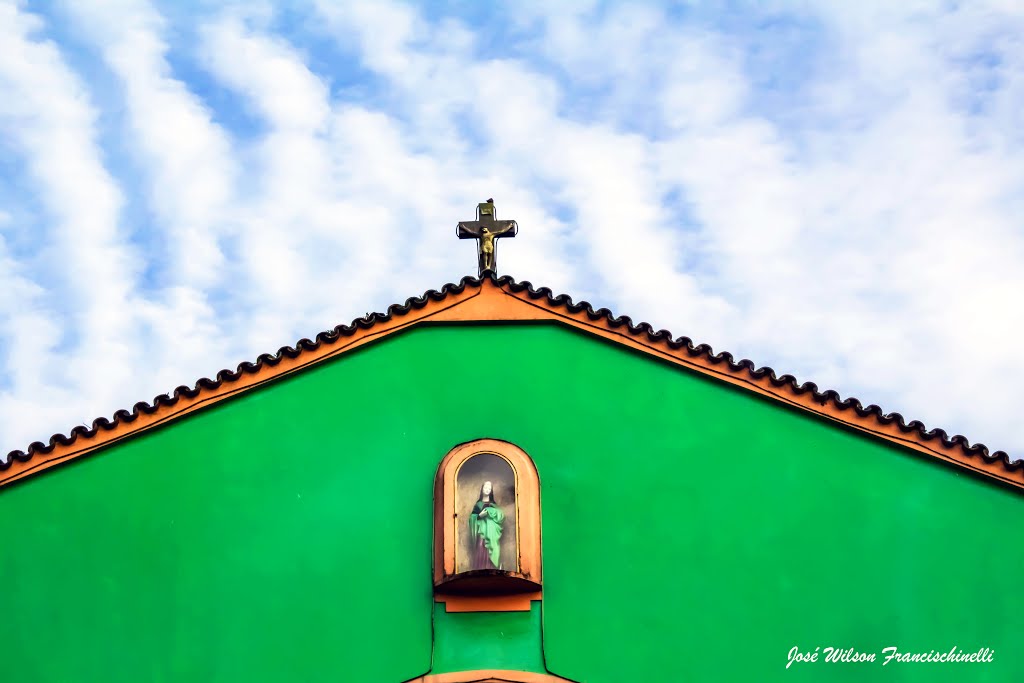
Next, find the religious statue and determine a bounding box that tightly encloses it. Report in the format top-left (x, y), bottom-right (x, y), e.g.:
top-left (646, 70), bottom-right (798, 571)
top-left (468, 480), bottom-right (506, 570)
top-left (477, 226), bottom-right (500, 273)
top-left (457, 199), bottom-right (517, 276)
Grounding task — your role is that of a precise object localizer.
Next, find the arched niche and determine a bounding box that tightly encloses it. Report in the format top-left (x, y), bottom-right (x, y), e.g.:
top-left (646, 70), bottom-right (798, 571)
top-left (434, 439), bottom-right (541, 598)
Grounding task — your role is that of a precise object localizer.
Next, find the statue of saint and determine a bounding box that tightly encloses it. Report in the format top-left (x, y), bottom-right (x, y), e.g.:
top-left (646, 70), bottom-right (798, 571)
top-left (468, 480), bottom-right (505, 570)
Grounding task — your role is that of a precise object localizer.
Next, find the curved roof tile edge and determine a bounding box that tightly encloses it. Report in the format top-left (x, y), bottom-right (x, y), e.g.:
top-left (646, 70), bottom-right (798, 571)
top-left (2, 272), bottom-right (1020, 491)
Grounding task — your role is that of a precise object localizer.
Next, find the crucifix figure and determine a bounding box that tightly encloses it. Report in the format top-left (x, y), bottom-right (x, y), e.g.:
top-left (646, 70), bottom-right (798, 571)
top-left (457, 199), bottom-right (518, 276)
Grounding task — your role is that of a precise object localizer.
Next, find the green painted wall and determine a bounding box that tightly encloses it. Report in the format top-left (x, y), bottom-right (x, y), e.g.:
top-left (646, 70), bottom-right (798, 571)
top-left (1, 323), bottom-right (1021, 682)
top-left (432, 603), bottom-right (545, 674)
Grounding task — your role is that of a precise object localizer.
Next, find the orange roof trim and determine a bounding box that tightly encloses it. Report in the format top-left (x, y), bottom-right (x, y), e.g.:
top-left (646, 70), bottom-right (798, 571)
top-left (2, 275), bottom-right (1021, 492)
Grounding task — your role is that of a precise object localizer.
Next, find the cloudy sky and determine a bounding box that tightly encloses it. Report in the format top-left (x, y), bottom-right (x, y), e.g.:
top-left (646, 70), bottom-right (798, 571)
top-left (1, 0), bottom-right (1022, 462)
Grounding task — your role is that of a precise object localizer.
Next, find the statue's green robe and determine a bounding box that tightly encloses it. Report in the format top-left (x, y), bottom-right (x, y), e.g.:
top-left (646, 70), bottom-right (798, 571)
top-left (469, 501), bottom-right (505, 569)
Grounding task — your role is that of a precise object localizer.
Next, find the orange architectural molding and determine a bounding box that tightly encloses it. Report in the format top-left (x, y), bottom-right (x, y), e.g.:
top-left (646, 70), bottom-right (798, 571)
top-left (2, 275), bottom-right (1021, 492)
top-left (404, 669), bottom-right (577, 683)
top-left (434, 592), bottom-right (541, 613)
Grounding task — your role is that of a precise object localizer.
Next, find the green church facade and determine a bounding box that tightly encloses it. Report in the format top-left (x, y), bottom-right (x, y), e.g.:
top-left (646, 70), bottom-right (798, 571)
top-left (2, 277), bottom-right (1021, 682)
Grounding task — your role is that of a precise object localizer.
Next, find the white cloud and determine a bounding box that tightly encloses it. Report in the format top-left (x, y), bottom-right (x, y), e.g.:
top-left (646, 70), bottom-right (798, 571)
top-left (0, 0), bottom-right (1022, 462)
top-left (60, 0), bottom-right (239, 288)
top-left (0, 1), bottom-right (143, 459)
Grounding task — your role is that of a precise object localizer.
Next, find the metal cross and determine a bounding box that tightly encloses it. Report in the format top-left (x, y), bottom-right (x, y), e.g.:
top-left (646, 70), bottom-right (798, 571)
top-left (456, 199), bottom-right (518, 277)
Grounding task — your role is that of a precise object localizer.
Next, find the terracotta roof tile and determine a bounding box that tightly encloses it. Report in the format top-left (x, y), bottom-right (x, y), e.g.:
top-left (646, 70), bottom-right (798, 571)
top-left (2, 273), bottom-right (1020, 490)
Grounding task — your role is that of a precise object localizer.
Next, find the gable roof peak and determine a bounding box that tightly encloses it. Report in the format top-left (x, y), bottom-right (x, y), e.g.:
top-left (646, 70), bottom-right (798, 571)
top-left (2, 273), bottom-right (1020, 492)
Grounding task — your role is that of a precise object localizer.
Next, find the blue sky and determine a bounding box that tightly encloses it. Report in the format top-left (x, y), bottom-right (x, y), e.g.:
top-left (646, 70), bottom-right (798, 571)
top-left (1, 0), bottom-right (1022, 461)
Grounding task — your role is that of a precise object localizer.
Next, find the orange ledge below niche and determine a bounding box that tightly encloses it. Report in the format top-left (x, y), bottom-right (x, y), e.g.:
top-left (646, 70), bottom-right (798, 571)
top-left (405, 669), bottom-right (576, 683)
top-left (435, 591), bottom-right (542, 613)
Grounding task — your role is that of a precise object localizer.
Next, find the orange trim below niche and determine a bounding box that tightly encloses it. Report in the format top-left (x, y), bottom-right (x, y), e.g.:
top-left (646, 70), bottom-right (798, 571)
top-left (403, 669), bottom-right (577, 683)
top-left (434, 592), bottom-right (541, 613)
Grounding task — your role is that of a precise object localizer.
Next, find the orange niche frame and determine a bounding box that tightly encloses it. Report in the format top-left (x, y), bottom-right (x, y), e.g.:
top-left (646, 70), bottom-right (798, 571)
top-left (434, 439), bottom-right (542, 612)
